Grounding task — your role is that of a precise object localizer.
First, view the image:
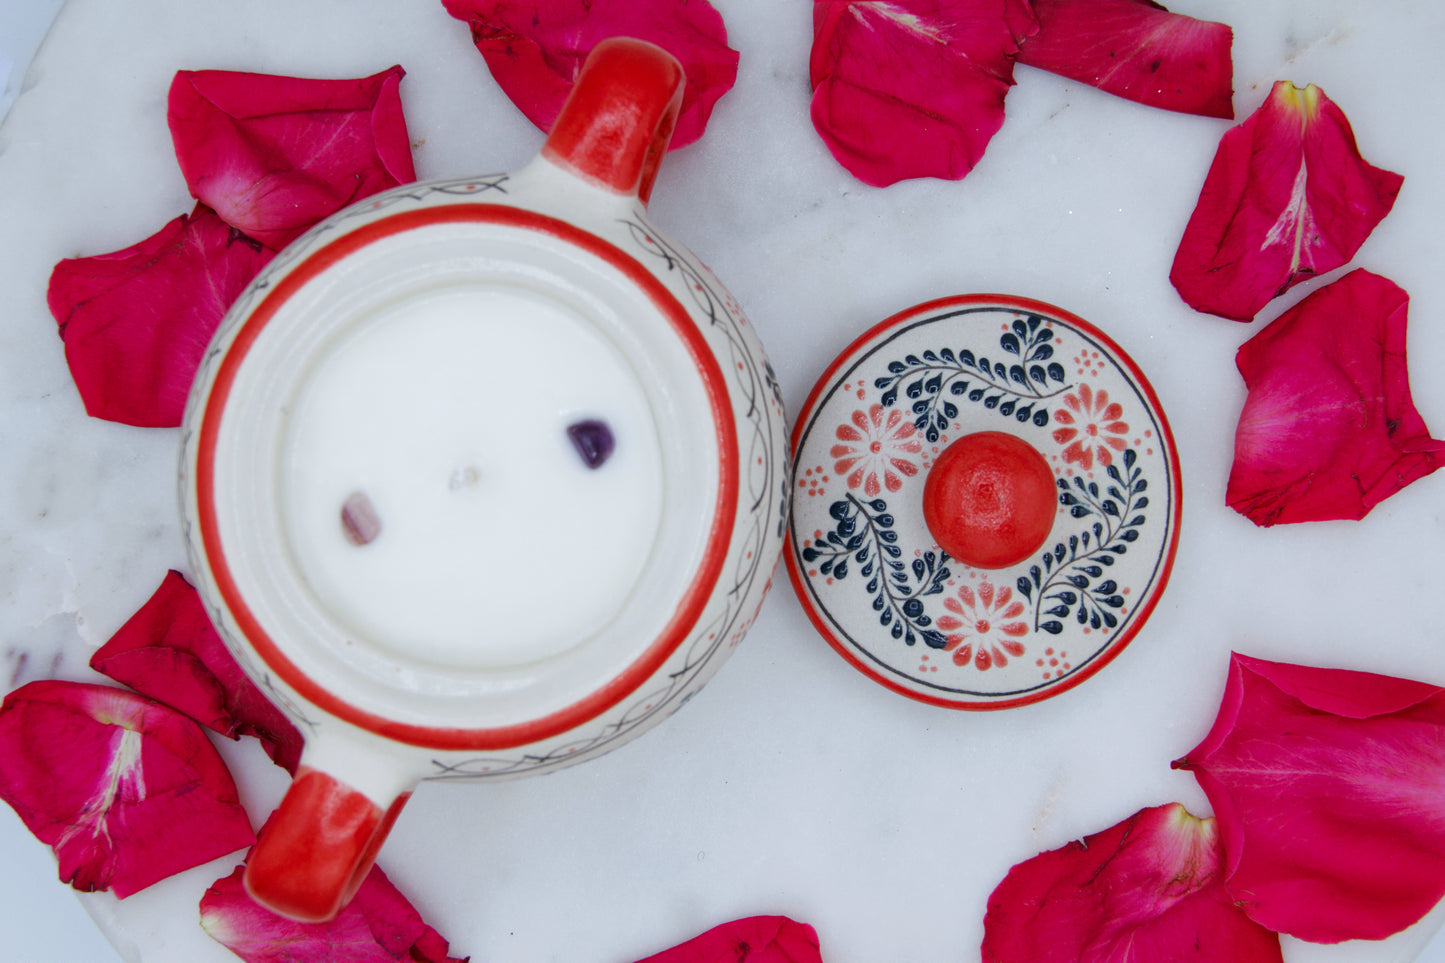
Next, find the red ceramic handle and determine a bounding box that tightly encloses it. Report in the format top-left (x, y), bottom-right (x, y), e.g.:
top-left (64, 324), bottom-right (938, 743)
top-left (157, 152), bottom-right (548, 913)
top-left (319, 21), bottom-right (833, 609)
top-left (243, 768), bottom-right (410, 923)
top-left (541, 37), bottom-right (685, 206)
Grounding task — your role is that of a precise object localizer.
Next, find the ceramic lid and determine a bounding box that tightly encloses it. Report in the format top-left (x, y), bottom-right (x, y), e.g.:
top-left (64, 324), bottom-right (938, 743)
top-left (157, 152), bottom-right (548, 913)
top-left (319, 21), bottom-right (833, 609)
top-left (785, 294), bottom-right (1182, 710)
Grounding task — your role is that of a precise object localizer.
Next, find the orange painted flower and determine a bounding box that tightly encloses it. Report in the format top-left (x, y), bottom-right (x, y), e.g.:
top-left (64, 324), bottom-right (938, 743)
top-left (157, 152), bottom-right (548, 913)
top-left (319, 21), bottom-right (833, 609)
top-left (831, 404), bottom-right (923, 496)
top-left (1051, 383), bottom-right (1128, 469)
top-left (938, 581), bottom-right (1028, 669)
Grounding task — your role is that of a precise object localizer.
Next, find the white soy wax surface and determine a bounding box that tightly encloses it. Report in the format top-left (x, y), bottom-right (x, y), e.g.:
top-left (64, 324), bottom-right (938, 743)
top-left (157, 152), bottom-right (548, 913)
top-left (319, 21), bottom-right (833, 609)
top-left (282, 284), bottom-right (663, 669)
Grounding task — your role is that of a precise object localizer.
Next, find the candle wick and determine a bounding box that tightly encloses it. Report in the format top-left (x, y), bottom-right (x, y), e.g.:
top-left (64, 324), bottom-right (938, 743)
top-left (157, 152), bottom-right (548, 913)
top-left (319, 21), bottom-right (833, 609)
top-left (449, 465), bottom-right (482, 491)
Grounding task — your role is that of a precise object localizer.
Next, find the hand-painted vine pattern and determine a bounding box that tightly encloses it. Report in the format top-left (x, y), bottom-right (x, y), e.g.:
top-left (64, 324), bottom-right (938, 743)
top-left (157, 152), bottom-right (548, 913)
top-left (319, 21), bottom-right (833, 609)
top-left (1017, 449), bottom-right (1148, 634)
top-left (799, 495), bottom-right (950, 648)
top-left (872, 314), bottom-right (1070, 441)
top-left (806, 326), bottom-right (1146, 657)
top-left (788, 302), bottom-right (1178, 706)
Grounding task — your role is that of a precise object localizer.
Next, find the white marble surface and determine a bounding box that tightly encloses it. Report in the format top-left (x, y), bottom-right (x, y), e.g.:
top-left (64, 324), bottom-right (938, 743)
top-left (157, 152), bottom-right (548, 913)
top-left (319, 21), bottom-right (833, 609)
top-left (3, 0), bottom-right (1445, 960)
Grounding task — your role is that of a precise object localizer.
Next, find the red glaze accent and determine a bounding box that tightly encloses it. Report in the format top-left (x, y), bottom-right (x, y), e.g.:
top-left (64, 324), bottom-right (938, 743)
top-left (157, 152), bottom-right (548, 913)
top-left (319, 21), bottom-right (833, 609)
top-left (244, 768), bottom-right (411, 923)
top-left (541, 37), bottom-right (684, 206)
top-left (922, 431), bottom-right (1056, 569)
top-left (196, 204), bottom-right (738, 750)
top-left (784, 294), bottom-right (1183, 712)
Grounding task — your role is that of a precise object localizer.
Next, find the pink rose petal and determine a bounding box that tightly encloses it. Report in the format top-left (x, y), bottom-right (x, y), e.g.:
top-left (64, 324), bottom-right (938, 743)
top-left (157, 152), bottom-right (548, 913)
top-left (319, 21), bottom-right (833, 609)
top-left (810, 0), bottom-right (1039, 187)
top-left (982, 803), bottom-right (1283, 962)
top-left (1170, 81), bottom-right (1403, 321)
top-left (634, 916), bottom-right (823, 962)
top-left (1226, 269), bottom-right (1444, 525)
top-left (169, 66), bottom-right (417, 251)
top-left (1174, 653), bottom-right (1445, 942)
top-left (46, 205), bottom-right (273, 428)
top-left (200, 863), bottom-right (468, 962)
top-left (1017, 0), bottom-right (1234, 119)
top-left (441, 0), bottom-right (738, 151)
top-left (90, 571), bottom-right (304, 774)
top-left (0, 681), bottom-right (254, 897)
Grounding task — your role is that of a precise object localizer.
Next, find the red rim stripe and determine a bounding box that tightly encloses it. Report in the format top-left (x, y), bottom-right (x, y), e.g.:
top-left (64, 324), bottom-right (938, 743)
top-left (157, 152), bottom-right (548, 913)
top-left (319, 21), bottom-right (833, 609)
top-left (197, 203), bottom-right (738, 749)
top-left (784, 294), bottom-right (1182, 711)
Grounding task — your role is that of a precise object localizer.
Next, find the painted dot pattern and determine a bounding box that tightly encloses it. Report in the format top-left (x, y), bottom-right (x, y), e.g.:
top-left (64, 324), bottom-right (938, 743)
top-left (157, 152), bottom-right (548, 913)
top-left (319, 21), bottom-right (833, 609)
top-left (787, 297), bottom-right (1180, 710)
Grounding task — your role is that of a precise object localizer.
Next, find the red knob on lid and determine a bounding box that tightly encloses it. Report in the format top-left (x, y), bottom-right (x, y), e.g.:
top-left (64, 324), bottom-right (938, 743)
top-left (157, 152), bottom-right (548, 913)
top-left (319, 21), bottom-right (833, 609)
top-left (922, 430), bottom-right (1056, 569)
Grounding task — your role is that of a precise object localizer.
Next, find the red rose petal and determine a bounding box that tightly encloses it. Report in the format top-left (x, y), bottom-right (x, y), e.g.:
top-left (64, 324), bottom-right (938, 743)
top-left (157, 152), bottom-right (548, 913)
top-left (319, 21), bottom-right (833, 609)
top-left (46, 205), bottom-right (273, 428)
top-left (982, 803), bottom-right (1283, 962)
top-left (0, 681), bottom-right (254, 898)
top-left (1170, 81), bottom-right (1403, 321)
top-left (809, 0), bottom-right (1039, 187)
top-left (90, 571), bottom-right (304, 774)
top-left (635, 916), bottom-right (822, 963)
top-left (1017, 0), bottom-right (1234, 119)
top-left (1225, 269), bottom-right (1444, 525)
top-left (1174, 654), bottom-right (1445, 942)
top-left (441, 0), bottom-right (738, 151)
top-left (169, 66), bottom-right (417, 251)
top-left (200, 863), bottom-right (468, 962)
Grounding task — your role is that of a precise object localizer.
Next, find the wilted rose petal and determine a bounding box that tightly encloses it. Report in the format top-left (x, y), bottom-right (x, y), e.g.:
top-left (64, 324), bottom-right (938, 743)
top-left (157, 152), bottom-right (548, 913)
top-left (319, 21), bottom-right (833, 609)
top-left (635, 916), bottom-right (822, 963)
top-left (441, 0), bottom-right (737, 151)
top-left (810, 0), bottom-right (1039, 187)
top-left (91, 571), bottom-right (304, 774)
top-left (201, 863), bottom-right (468, 962)
top-left (1226, 269), bottom-right (1444, 525)
top-left (47, 205), bottom-right (273, 428)
top-left (1174, 653), bottom-right (1445, 942)
top-left (1017, 0), bottom-right (1233, 118)
top-left (1170, 80), bottom-right (1403, 321)
top-left (982, 803), bottom-right (1283, 962)
top-left (169, 66), bottom-right (416, 250)
top-left (0, 681), bottom-right (254, 897)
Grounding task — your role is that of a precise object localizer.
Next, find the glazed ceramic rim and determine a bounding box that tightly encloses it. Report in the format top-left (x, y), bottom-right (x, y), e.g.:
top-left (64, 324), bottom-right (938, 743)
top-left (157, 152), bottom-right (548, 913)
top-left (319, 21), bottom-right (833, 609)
top-left (193, 203), bottom-right (739, 749)
top-left (784, 293), bottom-right (1182, 711)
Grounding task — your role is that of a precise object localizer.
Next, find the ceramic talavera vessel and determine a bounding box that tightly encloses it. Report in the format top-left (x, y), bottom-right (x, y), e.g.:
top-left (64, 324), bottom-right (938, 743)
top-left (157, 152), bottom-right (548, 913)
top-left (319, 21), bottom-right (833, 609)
top-left (179, 38), bottom-right (787, 922)
top-left (786, 295), bottom-right (1181, 710)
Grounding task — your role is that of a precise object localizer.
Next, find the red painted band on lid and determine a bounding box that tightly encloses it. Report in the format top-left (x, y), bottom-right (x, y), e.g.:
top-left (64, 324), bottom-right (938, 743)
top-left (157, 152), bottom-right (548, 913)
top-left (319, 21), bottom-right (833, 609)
top-left (541, 38), bottom-right (685, 206)
top-left (784, 294), bottom-right (1182, 711)
top-left (196, 203), bottom-right (738, 750)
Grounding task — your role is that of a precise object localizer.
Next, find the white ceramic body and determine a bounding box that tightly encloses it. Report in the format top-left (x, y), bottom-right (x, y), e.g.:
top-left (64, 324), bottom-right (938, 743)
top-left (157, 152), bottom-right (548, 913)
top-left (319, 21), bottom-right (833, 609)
top-left (181, 156), bottom-right (788, 794)
top-left (177, 42), bottom-right (787, 922)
